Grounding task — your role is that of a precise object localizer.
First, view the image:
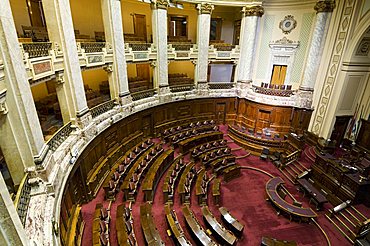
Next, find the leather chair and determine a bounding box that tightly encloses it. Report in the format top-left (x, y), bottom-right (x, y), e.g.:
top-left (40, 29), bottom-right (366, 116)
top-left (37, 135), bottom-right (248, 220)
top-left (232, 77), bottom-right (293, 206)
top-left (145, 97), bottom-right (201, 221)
top-left (260, 148), bottom-right (270, 160)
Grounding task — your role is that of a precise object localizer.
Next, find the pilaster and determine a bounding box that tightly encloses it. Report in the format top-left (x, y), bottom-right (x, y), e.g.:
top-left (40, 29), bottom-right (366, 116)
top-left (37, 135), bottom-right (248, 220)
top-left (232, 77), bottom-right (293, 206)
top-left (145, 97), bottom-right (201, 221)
top-left (0, 0), bottom-right (46, 184)
top-left (101, 0), bottom-right (131, 106)
top-left (42, 0), bottom-right (91, 126)
top-left (196, 3), bottom-right (213, 87)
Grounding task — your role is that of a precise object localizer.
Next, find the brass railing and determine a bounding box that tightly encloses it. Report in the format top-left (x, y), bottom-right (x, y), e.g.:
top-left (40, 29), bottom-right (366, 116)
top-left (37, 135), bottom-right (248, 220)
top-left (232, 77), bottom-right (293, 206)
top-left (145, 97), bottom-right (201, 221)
top-left (252, 85), bottom-right (295, 97)
top-left (171, 44), bottom-right (194, 51)
top-left (80, 42), bottom-right (106, 53)
top-left (21, 42), bottom-right (52, 58)
top-left (208, 82), bottom-right (234, 90)
top-left (169, 84), bottom-right (195, 93)
top-left (129, 43), bottom-right (152, 51)
top-left (90, 99), bottom-right (116, 118)
top-left (131, 89), bottom-right (156, 101)
top-left (13, 173), bottom-right (31, 226)
top-left (45, 122), bottom-right (74, 153)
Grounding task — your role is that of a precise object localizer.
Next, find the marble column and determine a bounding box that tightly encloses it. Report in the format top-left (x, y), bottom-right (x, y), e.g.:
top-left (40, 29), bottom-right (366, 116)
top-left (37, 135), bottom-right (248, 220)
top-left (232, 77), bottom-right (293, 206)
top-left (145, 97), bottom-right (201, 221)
top-left (196, 3), bottom-right (213, 95)
top-left (236, 5), bottom-right (264, 85)
top-left (101, 0), bottom-right (131, 105)
top-left (0, 174), bottom-right (28, 245)
top-left (300, 0), bottom-right (336, 91)
top-left (151, 0), bottom-right (170, 99)
top-left (0, 0), bottom-right (47, 183)
top-left (42, 0), bottom-right (91, 127)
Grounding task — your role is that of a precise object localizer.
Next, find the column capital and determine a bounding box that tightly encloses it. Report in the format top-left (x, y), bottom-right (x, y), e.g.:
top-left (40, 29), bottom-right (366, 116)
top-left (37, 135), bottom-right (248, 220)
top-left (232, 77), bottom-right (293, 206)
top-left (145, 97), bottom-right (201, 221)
top-left (242, 5), bottom-right (264, 17)
top-left (56, 73), bottom-right (65, 85)
top-left (0, 89), bottom-right (8, 115)
top-left (314, 0), bottom-right (336, 13)
top-left (151, 0), bottom-right (169, 10)
top-left (103, 64), bottom-right (113, 73)
top-left (197, 3), bottom-right (214, 15)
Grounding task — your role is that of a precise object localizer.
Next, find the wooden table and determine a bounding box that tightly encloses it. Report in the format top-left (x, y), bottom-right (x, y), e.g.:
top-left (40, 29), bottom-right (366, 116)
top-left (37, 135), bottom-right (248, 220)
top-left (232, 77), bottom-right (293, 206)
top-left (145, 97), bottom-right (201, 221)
top-left (219, 207), bottom-right (244, 236)
top-left (202, 206), bottom-right (237, 245)
top-left (182, 205), bottom-right (219, 246)
top-left (266, 177), bottom-right (317, 221)
top-left (297, 178), bottom-right (328, 210)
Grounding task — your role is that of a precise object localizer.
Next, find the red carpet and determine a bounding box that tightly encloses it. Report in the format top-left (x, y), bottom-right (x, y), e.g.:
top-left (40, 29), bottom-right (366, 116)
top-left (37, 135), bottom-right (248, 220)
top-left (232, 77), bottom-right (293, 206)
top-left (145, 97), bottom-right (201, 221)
top-left (80, 125), bottom-right (367, 246)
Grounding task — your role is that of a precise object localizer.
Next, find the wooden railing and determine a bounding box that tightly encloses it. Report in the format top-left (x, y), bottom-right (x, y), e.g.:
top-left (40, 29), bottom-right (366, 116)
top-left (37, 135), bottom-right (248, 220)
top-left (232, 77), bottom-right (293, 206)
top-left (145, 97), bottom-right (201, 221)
top-left (169, 84), bottom-right (195, 93)
top-left (45, 121), bottom-right (74, 153)
top-left (131, 89), bottom-right (157, 101)
top-left (252, 85), bottom-right (295, 97)
top-left (13, 173), bottom-right (31, 226)
top-left (80, 42), bottom-right (106, 53)
top-left (129, 43), bottom-right (152, 51)
top-left (90, 99), bottom-right (116, 118)
top-left (21, 42), bottom-right (52, 58)
top-left (209, 82), bottom-right (234, 90)
top-left (280, 149), bottom-right (302, 168)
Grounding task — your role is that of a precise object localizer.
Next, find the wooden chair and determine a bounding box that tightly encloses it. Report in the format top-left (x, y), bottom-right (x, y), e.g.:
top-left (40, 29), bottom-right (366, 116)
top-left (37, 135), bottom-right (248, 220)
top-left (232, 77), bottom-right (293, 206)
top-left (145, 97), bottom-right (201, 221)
top-left (260, 148), bottom-right (270, 160)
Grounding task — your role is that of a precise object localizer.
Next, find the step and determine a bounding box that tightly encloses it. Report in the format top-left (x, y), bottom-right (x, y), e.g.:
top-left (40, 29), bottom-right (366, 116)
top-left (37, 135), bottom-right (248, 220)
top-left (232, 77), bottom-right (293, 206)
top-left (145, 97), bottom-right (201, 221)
top-left (350, 206), bottom-right (368, 221)
top-left (296, 161), bottom-right (309, 172)
top-left (325, 214), bottom-right (354, 244)
top-left (286, 164), bottom-right (300, 176)
top-left (291, 161), bottom-right (304, 173)
top-left (280, 168), bottom-right (296, 184)
top-left (334, 213), bottom-right (357, 237)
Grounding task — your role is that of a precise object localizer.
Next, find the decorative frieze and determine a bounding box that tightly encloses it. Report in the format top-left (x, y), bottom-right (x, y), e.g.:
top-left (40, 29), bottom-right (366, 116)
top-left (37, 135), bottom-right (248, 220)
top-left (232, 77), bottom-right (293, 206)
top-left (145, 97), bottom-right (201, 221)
top-left (242, 5), bottom-right (264, 17)
top-left (314, 0), bottom-right (336, 13)
top-left (197, 3), bottom-right (214, 15)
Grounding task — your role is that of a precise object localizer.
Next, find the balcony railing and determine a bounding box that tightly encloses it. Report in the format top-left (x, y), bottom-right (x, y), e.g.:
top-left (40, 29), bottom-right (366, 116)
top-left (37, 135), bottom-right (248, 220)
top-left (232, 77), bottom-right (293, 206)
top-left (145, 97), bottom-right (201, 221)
top-left (171, 44), bottom-right (194, 51)
top-left (169, 84), bottom-right (195, 93)
top-left (131, 89), bottom-right (157, 101)
top-left (129, 43), bottom-right (152, 51)
top-left (209, 82), bottom-right (235, 90)
top-left (80, 42), bottom-right (106, 53)
top-left (45, 121), bottom-right (74, 153)
top-left (252, 85), bottom-right (295, 97)
top-left (21, 42), bottom-right (52, 58)
top-left (13, 173), bottom-right (31, 226)
top-left (213, 44), bottom-right (235, 51)
top-left (90, 99), bottom-right (116, 118)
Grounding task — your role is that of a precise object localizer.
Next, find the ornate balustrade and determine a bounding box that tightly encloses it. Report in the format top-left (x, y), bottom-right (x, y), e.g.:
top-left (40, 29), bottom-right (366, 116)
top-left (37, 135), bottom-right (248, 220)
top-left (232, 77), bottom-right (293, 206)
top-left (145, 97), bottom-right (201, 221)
top-left (213, 44), bottom-right (235, 51)
top-left (169, 84), bottom-right (195, 93)
top-left (13, 173), bottom-right (31, 226)
top-left (171, 43), bottom-right (194, 51)
top-left (131, 88), bottom-right (157, 101)
top-left (21, 42), bottom-right (52, 58)
top-left (45, 121), bottom-right (74, 153)
top-left (129, 43), bottom-right (152, 51)
top-left (252, 85), bottom-right (295, 97)
top-left (209, 82), bottom-right (235, 90)
top-left (79, 42), bottom-right (106, 53)
top-left (90, 99), bottom-right (116, 118)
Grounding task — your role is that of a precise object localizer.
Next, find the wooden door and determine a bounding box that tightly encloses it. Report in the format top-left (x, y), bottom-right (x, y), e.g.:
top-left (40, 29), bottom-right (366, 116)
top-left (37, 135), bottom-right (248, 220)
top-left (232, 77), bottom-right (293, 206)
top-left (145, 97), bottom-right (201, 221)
top-left (330, 116), bottom-right (351, 147)
top-left (216, 103), bottom-right (226, 124)
top-left (27, 0), bottom-right (45, 27)
top-left (256, 110), bottom-right (271, 131)
top-left (134, 14), bottom-right (147, 42)
top-left (142, 114), bottom-right (153, 137)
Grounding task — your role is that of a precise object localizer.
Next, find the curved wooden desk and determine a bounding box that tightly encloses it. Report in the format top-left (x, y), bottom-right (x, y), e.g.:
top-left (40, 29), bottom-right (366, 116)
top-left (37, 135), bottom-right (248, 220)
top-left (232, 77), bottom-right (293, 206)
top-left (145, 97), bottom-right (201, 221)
top-left (266, 177), bottom-right (317, 220)
top-left (202, 206), bottom-right (237, 246)
top-left (218, 207), bottom-right (244, 236)
top-left (164, 204), bottom-right (192, 246)
top-left (140, 202), bottom-right (165, 245)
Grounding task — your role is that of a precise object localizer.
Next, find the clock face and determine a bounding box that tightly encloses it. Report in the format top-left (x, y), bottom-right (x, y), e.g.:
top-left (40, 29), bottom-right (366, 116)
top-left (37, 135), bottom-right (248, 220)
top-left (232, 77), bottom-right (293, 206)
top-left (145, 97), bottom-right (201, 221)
top-left (279, 15), bottom-right (297, 34)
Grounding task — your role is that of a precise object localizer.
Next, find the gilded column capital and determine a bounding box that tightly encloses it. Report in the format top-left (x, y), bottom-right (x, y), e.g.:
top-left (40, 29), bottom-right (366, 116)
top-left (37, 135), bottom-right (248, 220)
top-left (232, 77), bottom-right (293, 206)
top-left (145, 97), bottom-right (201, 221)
top-left (197, 3), bottom-right (214, 15)
top-left (314, 0), bottom-right (336, 13)
top-left (242, 5), bottom-right (264, 17)
top-left (151, 0), bottom-right (169, 10)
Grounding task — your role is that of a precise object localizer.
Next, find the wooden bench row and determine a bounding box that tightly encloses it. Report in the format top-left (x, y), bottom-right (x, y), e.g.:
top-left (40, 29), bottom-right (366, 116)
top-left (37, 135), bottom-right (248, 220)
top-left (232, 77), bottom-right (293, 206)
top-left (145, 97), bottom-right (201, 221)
top-left (92, 204), bottom-right (110, 246)
top-left (162, 157), bottom-right (186, 203)
top-left (178, 162), bottom-right (197, 204)
top-left (116, 204), bottom-right (137, 246)
top-left (140, 202), bottom-right (165, 245)
top-left (191, 139), bottom-right (228, 161)
top-left (195, 168), bottom-right (211, 206)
